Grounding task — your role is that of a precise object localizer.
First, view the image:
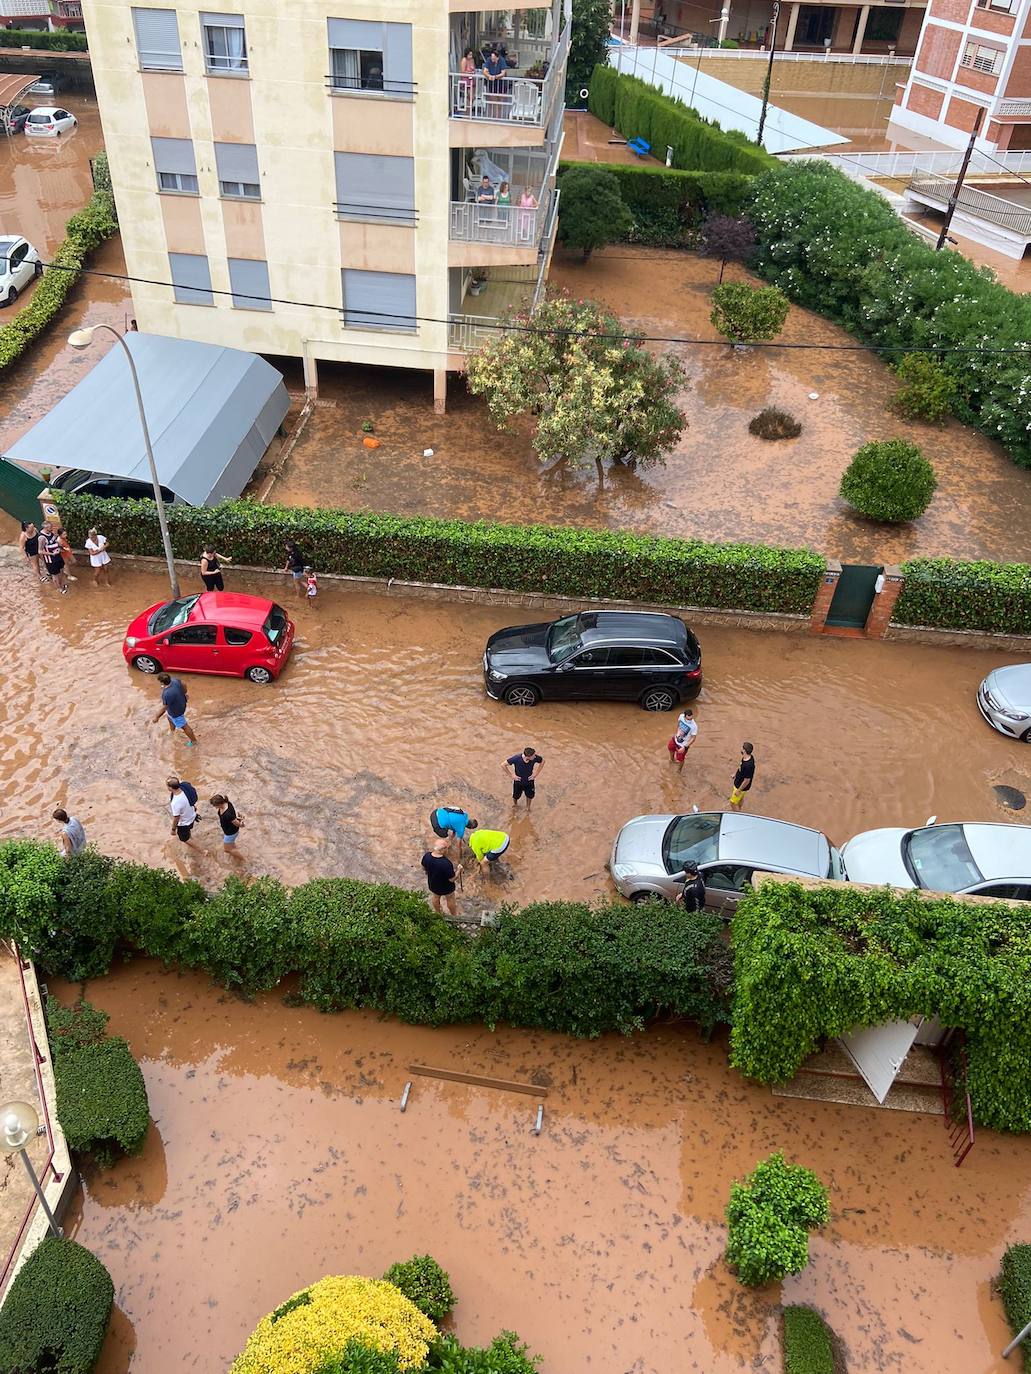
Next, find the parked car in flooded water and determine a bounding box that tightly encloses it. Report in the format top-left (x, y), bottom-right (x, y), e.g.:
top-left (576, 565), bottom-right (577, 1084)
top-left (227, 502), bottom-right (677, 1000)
top-left (841, 820), bottom-right (1031, 901)
top-left (0, 235), bottom-right (41, 305)
top-left (978, 665), bottom-right (1031, 742)
top-left (8, 105), bottom-right (30, 133)
top-left (24, 105), bottom-right (77, 137)
top-left (123, 592), bottom-right (295, 684)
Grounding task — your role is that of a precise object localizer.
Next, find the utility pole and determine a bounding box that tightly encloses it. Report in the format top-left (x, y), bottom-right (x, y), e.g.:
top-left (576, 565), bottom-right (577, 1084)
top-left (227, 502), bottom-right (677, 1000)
top-left (756, 0), bottom-right (780, 148)
top-left (629, 0), bottom-right (642, 44)
top-left (935, 106), bottom-right (985, 251)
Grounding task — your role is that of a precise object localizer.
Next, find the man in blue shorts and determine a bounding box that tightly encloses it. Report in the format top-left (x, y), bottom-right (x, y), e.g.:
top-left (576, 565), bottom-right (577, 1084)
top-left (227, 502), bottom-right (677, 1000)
top-left (152, 672), bottom-right (197, 746)
top-left (503, 746), bottom-right (544, 810)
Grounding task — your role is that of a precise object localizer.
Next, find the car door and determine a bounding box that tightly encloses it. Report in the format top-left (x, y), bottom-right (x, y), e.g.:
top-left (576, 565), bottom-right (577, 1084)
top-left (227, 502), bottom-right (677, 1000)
top-left (554, 647), bottom-right (610, 700)
top-left (603, 646), bottom-right (651, 701)
top-left (54, 109), bottom-right (74, 133)
top-left (161, 622), bottom-right (219, 674)
top-left (699, 863), bottom-right (754, 912)
top-left (221, 625), bottom-right (255, 674)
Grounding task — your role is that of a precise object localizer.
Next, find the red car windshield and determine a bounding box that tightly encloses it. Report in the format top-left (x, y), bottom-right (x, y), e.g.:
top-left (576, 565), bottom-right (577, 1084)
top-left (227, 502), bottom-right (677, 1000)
top-left (149, 595), bottom-right (200, 634)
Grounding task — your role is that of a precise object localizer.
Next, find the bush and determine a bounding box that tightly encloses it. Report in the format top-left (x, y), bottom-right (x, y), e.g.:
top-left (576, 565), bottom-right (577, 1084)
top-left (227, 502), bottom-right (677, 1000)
top-left (58, 494), bottom-right (826, 617)
top-left (725, 1152), bottom-right (829, 1287)
top-left (748, 160), bottom-right (1031, 470)
top-left (0, 1237), bottom-right (113, 1374)
top-left (888, 353), bottom-right (957, 424)
top-left (839, 439), bottom-right (936, 522)
top-left (383, 1256), bottom-right (455, 1323)
top-left (749, 408), bottom-right (801, 441)
top-left (556, 165), bottom-right (632, 259)
top-left (710, 281), bottom-right (789, 344)
top-left (426, 1332), bottom-right (539, 1373)
top-left (782, 1305), bottom-right (836, 1374)
top-left (895, 557), bottom-right (1031, 634)
top-left (230, 1276), bottom-right (437, 1374)
top-left (185, 874), bottom-right (295, 997)
top-left (589, 66), bottom-right (777, 175)
top-left (558, 162), bottom-right (754, 245)
top-left (0, 28), bottom-right (88, 49)
top-left (48, 1000), bottom-right (150, 1165)
top-left (729, 881), bottom-right (1031, 1132)
top-left (1000, 1245), bottom-right (1031, 1373)
top-left (313, 1345), bottom-right (402, 1374)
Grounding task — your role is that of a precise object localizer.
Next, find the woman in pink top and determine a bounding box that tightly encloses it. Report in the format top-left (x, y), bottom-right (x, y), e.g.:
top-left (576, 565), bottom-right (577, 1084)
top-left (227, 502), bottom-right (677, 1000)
top-left (458, 48), bottom-right (476, 115)
top-left (517, 187), bottom-right (538, 238)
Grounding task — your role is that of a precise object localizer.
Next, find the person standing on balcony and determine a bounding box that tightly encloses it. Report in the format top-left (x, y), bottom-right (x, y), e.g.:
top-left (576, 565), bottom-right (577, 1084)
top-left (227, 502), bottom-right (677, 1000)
top-left (517, 186), bottom-right (538, 239)
top-left (459, 47), bottom-right (476, 115)
top-left (476, 174), bottom-right (496, 204)
top-left (482, 46), bottom-right (509, 117)
top-left (497, 180), bottom-right (511, 208)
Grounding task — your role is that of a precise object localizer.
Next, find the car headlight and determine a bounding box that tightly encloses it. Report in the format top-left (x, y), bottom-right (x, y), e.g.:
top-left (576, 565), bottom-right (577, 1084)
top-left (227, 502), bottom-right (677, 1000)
top-left (125, 636), bottom-right (138, 647)
top-left (488, 668), bottom-right (508, 682)
top-left (998, 709), bottom-right (1030, 722)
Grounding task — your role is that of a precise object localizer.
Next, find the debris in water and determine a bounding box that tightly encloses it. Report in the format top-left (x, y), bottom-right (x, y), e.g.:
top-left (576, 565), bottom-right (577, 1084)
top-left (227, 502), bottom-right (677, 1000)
top-left (808, 392), bottom-right (820, 400)
top-left (993, 784), bottom-right (1026, 811)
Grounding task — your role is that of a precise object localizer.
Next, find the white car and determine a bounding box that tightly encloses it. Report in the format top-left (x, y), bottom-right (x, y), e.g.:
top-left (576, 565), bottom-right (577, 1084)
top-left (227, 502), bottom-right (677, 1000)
top-left (24, 106), bottom-right (77, 138)
top-left (0, 236), bottom-right (42, 306)
top-left (841, 819), bottom-right (1031, 902)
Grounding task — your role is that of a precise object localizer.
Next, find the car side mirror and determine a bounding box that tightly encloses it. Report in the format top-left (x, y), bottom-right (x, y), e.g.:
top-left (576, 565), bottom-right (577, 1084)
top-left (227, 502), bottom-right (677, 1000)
top-left (558, 662), bottom-right (572, 672)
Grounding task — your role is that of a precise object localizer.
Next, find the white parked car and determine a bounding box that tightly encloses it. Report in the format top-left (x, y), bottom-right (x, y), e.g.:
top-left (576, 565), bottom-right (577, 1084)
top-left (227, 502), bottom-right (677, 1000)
top-left (0, 236), bottom-right (42, 306)
top-left (978, 665), bottom-right (1031, 742)
top-left (841, 819), bottom-right (1031, 902)
top-left (24, 106), bottom-right (77, 138)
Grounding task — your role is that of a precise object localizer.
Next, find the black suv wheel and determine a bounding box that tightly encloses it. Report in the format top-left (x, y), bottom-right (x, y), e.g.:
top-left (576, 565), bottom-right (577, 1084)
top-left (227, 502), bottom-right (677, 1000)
top-left (640, 686), bottom-right (676, 712)
top-left (503, 683), bottom-right (541, 707)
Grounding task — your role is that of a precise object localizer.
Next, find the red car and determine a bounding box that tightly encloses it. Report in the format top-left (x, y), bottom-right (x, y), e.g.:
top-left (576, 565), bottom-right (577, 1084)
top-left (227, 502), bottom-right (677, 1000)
top-left (123, 592), bottom-right (295, 684)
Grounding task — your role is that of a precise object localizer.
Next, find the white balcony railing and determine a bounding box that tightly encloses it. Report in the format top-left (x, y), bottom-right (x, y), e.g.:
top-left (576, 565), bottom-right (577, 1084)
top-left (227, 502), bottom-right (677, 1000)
top-left (449, 27), bottom-right (567, 127)
top-left (450, 190), bottom-right (549, 248)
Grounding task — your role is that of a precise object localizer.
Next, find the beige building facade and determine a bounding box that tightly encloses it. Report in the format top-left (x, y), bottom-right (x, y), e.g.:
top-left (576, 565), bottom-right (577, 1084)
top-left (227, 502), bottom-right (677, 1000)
top-left (83, 0), bottom-right (569, 408)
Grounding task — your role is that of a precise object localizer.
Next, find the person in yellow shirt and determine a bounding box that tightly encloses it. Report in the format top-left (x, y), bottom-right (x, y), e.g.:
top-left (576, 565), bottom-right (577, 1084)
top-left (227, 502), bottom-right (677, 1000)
top-left (468, 827), bottom-right (510, 875)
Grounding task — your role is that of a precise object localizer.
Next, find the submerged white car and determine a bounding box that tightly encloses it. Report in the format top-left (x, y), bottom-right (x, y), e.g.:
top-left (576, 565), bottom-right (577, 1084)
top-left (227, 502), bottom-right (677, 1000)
top-left (841, 820), bottom-right (1031, 902)
top-left (0, 236), bottom-right (41, 306)
top-left (24, 106), bottom-right (77, 137)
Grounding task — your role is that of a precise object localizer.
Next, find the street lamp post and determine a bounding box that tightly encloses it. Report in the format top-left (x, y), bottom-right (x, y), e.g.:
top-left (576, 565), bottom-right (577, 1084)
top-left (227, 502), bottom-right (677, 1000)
top-left (2, 1101), bottom-right (61, 1238)
top-left (67, 325), bottom-right (180, 599)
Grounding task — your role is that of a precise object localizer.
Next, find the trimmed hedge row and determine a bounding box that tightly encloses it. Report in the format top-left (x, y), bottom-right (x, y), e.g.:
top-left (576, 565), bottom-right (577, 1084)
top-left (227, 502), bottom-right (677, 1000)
top-left (56, 494), bottom-right (825, 616)
top-left (1000, 1244), bottom-right (1031, 1373)
top-left (47, 998), bottom-right (150, 1166)
top-left (558, 160), bottom-right (753, 244)
top-left (0, 179), bottom-right (117, 373)
top-left (0, 843), bottom-right (730, 1040)
top-left (748, 160), bottom-right (1031, 470)
top-left (0, 28), bottom-right (87, 50)
top-left (588, 64), bottom-right (776, 175)
top-left (895, 557), bottom-right (1031, 635)
top-left (782, 1306), bottom-right (836, 1374)
top-left (0, 1237), bottom-right (113, 1374)
top-left (730, 880), bottom-right (1031, 1133)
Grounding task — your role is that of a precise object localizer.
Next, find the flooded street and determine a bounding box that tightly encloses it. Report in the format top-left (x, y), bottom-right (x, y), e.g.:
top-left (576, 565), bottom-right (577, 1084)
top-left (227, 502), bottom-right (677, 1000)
top-left (58, 962), bottom-right (1031, 1374)
top-left (269, 250), bottom-right (1031, 565)
top-left (0, 550), bottom-right (1028, 911)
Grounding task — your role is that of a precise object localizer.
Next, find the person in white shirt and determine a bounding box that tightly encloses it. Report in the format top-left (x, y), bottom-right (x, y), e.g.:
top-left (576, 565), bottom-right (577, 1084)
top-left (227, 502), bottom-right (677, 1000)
top-left (84, 528), bottom-right (112, 587)
top-left (167, 776), bottom-right (198, 845)
top-left (666, 708), bottom-right (698, 771)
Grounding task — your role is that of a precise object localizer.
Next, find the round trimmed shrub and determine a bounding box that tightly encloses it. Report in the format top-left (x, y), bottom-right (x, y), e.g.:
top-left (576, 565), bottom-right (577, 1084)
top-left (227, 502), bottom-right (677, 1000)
top-left (839, 439), bottom-right (937, 522)
top-left (230, 1276), bottom-right (437, 1374)
top-left (725, 1152), bottom-right (828, 1287)
top-left (0, 1236), bottom-right (114, 1374)
top-left (748, 407), bottom-right (801, 441)
top-left (382, 1255), bottom-right (455, 1323)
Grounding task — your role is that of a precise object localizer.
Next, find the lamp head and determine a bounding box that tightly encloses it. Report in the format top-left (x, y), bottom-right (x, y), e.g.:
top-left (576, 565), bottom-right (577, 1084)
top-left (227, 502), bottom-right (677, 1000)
top-left (1, 1100), bottom-right (39, 1151)
top-left (67, 328), bottom-right (96, 349)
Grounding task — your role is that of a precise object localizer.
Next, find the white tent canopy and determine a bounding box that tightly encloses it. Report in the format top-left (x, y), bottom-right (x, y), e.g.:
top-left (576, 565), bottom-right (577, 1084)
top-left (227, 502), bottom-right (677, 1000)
top-left (8, 333), bottom-right (289, 507)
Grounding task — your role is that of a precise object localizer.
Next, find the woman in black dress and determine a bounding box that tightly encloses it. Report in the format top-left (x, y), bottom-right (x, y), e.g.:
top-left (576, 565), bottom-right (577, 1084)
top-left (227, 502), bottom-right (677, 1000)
top-left (200, 545), bottom-right (232, 591)
top-left (19, 522), bottom-right (41, 581)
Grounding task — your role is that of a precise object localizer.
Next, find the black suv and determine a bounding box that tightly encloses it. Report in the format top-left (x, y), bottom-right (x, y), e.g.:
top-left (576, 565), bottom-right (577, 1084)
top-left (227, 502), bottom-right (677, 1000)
top-left (483, 611), bottom-right (702, 709)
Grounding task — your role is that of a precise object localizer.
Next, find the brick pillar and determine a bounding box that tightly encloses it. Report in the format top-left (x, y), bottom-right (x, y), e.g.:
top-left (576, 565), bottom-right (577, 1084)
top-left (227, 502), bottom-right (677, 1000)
top-left (863, 564), bottom-right (905, 639)
top-left (433, 368), bottom-right (447, 416)
top-left (809, 559), bottom-right (841, 634)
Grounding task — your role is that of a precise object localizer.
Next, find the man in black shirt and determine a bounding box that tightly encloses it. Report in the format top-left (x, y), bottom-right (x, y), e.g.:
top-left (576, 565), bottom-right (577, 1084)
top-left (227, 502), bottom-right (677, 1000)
top-left (504, 746), bottom-right (544, 810)
top-left (421, 837), bottom-right (463, 917)
top-left (679, 862), bottom-right (707, 914)
top-left (730, 742), bottom-right (755, 811)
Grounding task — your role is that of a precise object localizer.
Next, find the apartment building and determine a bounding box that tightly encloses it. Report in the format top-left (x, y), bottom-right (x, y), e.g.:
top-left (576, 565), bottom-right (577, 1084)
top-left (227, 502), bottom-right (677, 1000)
top-left (0, 0), bottom-right (84, 30)
top-left (890, 0), bottom-right (1031, 149)
top-left (83, 0), bottom-right (569, 408)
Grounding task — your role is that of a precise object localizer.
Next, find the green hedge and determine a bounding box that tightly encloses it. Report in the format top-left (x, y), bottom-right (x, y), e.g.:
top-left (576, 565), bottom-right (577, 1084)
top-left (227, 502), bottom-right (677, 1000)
top-left (0, 1237), bottom-right (113, 1374)
top-left (0, 28), bottom-right (88, 50)
top-left (0, 182), bottom-right (117, 374)
top-left (1, 842), bottom-right (730, 1040)
top-left (588, 65), bottom-right (775, 175)
top-left (782, 1306), bottom-right (836, 1374)
top-left (730, 881), bottom-right (1031, 1133)
top-left (47, 998), bottom-right (150, 1165)
top-left (895, 558), bottom-right (1031, 635)
top-left (748, 160), bottom-right (1031, 470)
top-left (558, 160), bottom-right (753, 245)
top-left (1000, 1244), bottom-right (1031, 1373)
top-left (56, 494), bottom-right (825, 616)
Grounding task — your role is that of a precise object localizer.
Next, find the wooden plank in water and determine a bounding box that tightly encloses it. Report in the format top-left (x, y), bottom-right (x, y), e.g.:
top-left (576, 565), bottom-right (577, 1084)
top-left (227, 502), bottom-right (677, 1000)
top-left (409, 1064), bottom-right (548, 1098)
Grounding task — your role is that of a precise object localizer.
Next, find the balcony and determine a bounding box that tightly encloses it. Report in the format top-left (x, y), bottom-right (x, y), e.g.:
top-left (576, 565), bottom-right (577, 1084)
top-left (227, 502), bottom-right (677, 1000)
top-left (450, 192), bottom-right (551, 250)
top-left (449, 144), bottom-right (557, 258)
top-left (448, 7), bottom-right (569, 138)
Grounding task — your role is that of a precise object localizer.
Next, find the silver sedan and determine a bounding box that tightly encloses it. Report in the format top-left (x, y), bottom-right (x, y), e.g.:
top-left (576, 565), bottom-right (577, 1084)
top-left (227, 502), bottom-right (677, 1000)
top-left (978, 665), bottom-right (1031, 742)
top-left (609, 810), bottom-right (844, 909)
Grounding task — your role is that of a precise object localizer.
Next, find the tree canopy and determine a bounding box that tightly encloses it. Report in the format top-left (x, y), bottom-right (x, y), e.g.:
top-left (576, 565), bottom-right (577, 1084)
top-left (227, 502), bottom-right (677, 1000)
top-left (557, 166), bottom-right (632, 260)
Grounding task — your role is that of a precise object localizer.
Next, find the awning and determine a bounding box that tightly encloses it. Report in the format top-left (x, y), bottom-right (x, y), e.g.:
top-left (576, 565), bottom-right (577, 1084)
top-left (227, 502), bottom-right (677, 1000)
top-left (0, 74), bottom-right (41, 135)
top-left (7, 333), bottom-right (290, 507)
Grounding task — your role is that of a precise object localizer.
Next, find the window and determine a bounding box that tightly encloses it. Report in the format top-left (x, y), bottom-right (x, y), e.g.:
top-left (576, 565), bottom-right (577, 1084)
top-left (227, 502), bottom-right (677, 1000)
top-left (152, 137), bottom-right (198, 194)
top-left (223, 627), bottom-right (253, 646)
top-left (150, 596), bottom-right (200, 633)
top-left (168, 625), bottom-right (218, 646)
top-left (570, 648), bottom-right (609, 667)
top-left (327, 18), bottom-right (413, 97)
top-left (974, 882), bottom-right (1031, 901)
top-left (169, 253), bottom-right (214, 306)
top-left (661, 813), bottom-right (720, 874)
top-left (606, 648), bottom-right (648, 667)
top-left (865, 8), bottom-right (902, 42)
top-left (976, 0), bottom-right (1015, 12)
top-left (961, 41), bottom-right (1002, 74)
top-left (903, 825), bottom-right (983, 891)
top-left (333, 152), bottom-right (415, 223)
top-left (341, 269), bottom-right (416, 332)
top-left (201, 11), bottom-right (247, 73)
top-left (703, 865), bottom-right (754, 893)
top-left (228, 257), bottom-right (272, 311)
top-left (132, 7), bottom-right (182, 71)
top-left (546, 615), bottom-right (581, 663)
top-left (214, 141), bottom-right (260, 198)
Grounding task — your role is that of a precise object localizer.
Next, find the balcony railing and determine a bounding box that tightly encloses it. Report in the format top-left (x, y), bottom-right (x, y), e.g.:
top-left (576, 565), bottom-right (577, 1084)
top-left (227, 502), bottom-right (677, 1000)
top-left (450, 188), bottom-right (550, 248)
top-left (907, 173), bottom-right (1031, 236)
top-left (449, 27), bottom-right (568, 127)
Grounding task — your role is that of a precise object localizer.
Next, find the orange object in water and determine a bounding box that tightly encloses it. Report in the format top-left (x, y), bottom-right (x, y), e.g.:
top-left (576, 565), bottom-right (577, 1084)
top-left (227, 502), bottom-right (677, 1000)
top-left (363, 436), bottom-right (380, 449)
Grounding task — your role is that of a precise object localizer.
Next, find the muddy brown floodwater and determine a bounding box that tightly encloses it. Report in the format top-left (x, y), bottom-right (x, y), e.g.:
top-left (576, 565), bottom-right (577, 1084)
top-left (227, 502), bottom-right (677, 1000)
top-left (57, 963), bottom-right (1031, 1374)
top-left (266, 249), bottom-right (1031, 565)
top-left (1, 550), bottom-right (1029, 910)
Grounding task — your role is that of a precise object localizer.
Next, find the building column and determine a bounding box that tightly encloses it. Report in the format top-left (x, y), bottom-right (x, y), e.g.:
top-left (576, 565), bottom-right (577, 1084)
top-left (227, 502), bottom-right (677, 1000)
top-left (302, 349), bottom-right (319, 399)
top-left (629, 0), bottom-right (642, 44)
top-left (809, 559), bottom-right (842, 634)
top-left (433, 368), bottom-right (447, 416)
top-left (783, 2), bottom-right (799, 52)
top-left (852, 3), bottom-right (870, 55)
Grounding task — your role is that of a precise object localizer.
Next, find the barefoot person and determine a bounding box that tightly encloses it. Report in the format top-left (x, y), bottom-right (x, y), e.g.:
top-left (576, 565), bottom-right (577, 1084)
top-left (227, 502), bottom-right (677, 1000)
top-left (504, 746), bottom-right (544, 810)
top-left (19, 522), bottom-right (42, 581)
top-left (167, 777), bottom-right (199, 846)
top-left (468, 826), bottom-right (510, 876)
top-left (304, 566), bottom-right (319, 607)
top-left (210, 793), bottom-right (243, 854)
top-left (200, 545), bottom-right (232, 592)
top-left (57, 528), bottom-right (78, 580)
top-left (40, 521), bottom-right (67, 593)
top-left (730, 742), bottom-right (755, 810)
top-left (153, 672), bottom-right (198, 746)
top-left (52, 808), bottom-right (86, 856)
top-left (85, 527), bottom-right (112, 586)
top-left (283, 541), bottom-right (306, 598)
top-left (667, 709), bottom-right (697, 771)
top-left (421, 837), bottom-right (462, 916)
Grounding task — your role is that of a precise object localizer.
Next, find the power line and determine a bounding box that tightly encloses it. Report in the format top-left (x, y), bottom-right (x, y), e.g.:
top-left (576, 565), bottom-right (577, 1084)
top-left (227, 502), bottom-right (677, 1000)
top-left (41, 256), bottom-right (1031, 358)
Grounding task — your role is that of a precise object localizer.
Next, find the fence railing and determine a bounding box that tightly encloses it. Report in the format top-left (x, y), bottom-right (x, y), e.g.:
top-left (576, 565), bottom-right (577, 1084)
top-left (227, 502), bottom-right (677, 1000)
top-left (450, 188), bottom-right (549, 248)
top-left (664, 44), bottom-right (910, 65)
top-left (449, 27), bottom-right (567, 127)
top-left (907, 173), bottom-right (1031, 235)
top-left (808, 148), bottom-right (1031, 178)
top-left (939, 1032), bottom-right (975, 1168)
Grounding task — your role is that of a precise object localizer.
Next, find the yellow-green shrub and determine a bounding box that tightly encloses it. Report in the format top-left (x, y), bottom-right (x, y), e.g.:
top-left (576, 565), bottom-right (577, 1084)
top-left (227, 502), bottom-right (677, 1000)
top-left (229, 1276), bottom-right (436, 1374)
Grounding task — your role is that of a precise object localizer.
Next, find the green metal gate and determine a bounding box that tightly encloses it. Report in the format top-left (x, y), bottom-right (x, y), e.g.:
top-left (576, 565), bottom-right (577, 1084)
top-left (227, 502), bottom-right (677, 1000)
top-left (0, 457), bottom-right (44, 527)
top-left (826, 564), bottom-right (881, 629)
